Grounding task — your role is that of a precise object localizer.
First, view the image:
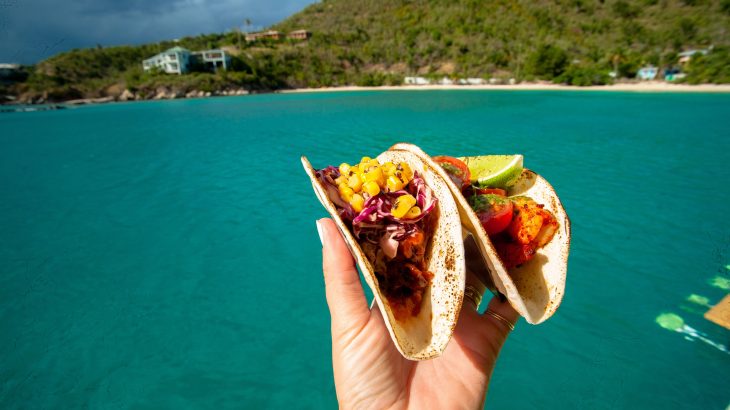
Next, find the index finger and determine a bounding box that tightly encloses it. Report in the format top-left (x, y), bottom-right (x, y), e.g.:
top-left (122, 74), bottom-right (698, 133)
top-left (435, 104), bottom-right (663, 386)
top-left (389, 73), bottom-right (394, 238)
top-left (318, 218), bottom-right (370, 332)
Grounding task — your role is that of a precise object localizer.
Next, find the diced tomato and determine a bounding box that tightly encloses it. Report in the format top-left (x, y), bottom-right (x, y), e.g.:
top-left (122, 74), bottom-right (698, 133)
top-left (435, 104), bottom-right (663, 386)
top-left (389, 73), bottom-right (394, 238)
top-left (475, 187), bottom-right (507, 196)
top-left (533, 208), bottom-right (558, 248)
top-left (507, 198), bottom-right (545, 245)
top-left (487, 196), bottom-right (559, 269)
top-left (469, 194), bottom-right (514, 235)
top-left (433, 156), bottom-right (471, 190)
top-left (493, 240), bottom-right (536, 269)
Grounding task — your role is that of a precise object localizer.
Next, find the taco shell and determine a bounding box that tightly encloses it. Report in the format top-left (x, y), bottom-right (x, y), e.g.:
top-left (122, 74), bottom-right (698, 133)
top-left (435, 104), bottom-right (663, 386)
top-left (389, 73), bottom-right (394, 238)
top-left (301, 149), bottom-right (466, 360)
top-left (390, 143), bottom-right (570, 324)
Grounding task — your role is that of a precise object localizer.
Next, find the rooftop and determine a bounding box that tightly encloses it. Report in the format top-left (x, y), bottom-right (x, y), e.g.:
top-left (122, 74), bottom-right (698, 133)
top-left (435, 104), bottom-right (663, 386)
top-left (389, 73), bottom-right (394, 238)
top-left (165, 46), bottom-right (191, 54)
top-left (678, 49), bottom-right (709, 57)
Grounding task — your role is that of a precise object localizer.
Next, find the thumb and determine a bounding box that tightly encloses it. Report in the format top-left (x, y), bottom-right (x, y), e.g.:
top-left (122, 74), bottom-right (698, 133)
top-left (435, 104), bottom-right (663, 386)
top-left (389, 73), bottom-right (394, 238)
top-left (317, 218), bottom-right (370, 331)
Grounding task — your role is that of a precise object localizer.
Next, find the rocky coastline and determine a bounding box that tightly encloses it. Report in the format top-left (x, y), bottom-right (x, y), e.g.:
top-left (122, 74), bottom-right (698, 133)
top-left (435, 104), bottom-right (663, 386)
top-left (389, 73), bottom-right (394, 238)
top-left (1, 85), bottom-right (252, 107)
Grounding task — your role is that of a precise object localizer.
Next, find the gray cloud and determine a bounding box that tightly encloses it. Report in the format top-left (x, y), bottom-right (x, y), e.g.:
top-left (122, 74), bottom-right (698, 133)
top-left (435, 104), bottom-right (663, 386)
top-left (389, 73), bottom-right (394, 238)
top-left (0, 0), bottom-right (316, 64)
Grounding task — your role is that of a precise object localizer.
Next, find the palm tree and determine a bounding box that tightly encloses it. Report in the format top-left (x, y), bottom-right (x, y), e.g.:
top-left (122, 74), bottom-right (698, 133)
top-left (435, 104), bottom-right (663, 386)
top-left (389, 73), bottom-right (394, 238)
top-left (237, 19), bottom-right (253, 51)
top-left (612, 52), bottom-right (625, 78)
top-left (238, 18), bottom-right (253, 51)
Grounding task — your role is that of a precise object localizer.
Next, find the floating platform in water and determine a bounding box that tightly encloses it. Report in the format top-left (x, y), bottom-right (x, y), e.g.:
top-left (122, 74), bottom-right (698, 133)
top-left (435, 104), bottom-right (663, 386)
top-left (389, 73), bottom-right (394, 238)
top-left (704, 294), bottom-right (730, 330)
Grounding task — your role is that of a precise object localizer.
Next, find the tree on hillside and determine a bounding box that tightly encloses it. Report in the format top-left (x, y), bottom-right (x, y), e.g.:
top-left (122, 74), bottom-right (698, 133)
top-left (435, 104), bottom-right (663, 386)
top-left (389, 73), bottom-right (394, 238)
top-left (684, 47), bottom-right (730, 84)
top-left (528, 44), bottom-right (569, 80)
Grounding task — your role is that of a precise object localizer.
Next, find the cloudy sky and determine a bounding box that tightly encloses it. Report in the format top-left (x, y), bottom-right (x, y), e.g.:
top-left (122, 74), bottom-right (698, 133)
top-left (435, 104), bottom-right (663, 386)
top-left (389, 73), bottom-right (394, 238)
top-left (0, 0), bottom-right (317, 64)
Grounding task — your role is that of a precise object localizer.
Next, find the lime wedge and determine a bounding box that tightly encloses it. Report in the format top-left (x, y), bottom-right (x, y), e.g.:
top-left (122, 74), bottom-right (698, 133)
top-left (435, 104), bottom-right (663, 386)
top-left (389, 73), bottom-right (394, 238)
top-left (458, 155), bottom-right (524, 188)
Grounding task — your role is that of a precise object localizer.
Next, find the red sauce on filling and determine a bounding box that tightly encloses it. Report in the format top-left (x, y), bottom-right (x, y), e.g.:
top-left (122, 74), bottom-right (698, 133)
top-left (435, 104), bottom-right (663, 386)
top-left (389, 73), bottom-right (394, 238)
top-left (375, 212), bottom-right (436, 321)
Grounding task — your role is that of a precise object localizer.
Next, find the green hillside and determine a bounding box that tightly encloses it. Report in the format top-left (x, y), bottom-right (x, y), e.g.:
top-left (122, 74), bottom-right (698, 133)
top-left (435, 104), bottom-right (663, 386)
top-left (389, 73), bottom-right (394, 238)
top-left (4, 0), bottom-right (730, 102)
top-left (272, 0), bottom-right (730, 85)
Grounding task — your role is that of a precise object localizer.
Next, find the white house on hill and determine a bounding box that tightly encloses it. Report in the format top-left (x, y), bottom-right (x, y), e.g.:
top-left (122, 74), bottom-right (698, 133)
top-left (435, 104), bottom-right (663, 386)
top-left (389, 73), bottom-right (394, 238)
top-left (143, 47), bottom-right (191, 74)
top-left (143, 47), bottom-right (232, 74)
top-left (192, 49), bottom-right (231, 72)
top-left (0, 63), bottom-right (21, 75)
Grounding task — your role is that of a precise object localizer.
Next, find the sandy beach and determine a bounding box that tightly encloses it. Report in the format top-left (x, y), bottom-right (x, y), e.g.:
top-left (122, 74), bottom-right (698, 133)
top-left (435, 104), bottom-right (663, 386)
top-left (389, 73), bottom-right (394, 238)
top-left (281, 82), bottom-right (730, 93)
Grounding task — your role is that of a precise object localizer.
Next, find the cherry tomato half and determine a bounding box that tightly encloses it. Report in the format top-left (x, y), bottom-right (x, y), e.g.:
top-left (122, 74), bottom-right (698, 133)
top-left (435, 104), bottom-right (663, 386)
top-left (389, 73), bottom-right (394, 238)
top-left (468, 194), bottom-right (514, 235)
top-left (433, 156), bottom-right (471, 190)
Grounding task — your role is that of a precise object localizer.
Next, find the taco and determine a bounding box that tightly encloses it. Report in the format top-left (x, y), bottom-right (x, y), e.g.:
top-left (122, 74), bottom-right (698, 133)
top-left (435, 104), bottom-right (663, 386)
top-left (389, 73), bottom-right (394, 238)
top-left (301, 150), bottom-right (465, 360)
top-left (390, 143), bottom-right (570, 325)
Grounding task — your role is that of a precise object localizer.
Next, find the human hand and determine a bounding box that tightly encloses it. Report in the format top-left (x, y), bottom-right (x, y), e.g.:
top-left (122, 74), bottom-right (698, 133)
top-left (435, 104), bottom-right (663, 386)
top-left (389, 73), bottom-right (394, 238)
top-left (316, 218), bottom-right (519, 410)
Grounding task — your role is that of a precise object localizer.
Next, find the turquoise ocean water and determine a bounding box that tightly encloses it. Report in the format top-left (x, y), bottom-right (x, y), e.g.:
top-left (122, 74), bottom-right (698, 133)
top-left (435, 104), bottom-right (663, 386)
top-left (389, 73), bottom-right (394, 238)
top-left (1, 91), bottom-right (729, 409)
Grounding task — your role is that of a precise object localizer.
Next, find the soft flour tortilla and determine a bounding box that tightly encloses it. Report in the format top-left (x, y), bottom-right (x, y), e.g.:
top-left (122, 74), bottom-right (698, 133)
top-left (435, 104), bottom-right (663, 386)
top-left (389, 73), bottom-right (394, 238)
top-left (301, 150), bottom-right (465, 360)
top-left (390, 143), bottom-right (570, 324)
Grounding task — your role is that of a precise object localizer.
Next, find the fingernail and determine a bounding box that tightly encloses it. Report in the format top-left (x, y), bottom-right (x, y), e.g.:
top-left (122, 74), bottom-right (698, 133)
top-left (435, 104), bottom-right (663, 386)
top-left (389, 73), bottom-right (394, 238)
top-left (315, 220), bottom-right (325, 246)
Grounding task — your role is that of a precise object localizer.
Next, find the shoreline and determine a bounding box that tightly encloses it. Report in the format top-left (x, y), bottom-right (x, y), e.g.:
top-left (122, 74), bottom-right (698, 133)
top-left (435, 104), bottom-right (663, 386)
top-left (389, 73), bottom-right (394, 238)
top-left (280, 82), bottom-right (730, 93)
top-left (3, 81), bottom-right (729, 111)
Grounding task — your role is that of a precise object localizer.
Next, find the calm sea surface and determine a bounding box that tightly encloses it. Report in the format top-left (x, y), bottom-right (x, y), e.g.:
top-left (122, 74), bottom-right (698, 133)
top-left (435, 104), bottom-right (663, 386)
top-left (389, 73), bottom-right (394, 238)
top-left (1, 91), bottom-right (729, 409)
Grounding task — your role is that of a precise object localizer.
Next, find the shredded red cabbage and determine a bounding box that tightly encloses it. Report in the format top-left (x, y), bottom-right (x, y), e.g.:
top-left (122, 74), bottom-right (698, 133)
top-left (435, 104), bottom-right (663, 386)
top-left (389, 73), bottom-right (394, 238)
top-left (316, 167), bottom-right (438, 258)
top-left (316, 166), bottom-right (355, 221)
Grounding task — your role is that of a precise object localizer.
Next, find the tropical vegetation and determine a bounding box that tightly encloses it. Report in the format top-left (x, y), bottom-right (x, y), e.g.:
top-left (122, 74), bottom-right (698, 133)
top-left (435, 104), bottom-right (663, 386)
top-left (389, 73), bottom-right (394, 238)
top-left (3, 0), bottom-right (730, 102)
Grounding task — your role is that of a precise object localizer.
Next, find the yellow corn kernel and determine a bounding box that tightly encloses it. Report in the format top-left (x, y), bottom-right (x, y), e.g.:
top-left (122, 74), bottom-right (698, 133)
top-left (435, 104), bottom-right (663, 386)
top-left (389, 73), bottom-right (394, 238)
top-left (339, 184), bottom-right (354, 202)
top-left (386, 175), bottom-right (406, 192)
top-left (347, 173), bottom-right (363, 192)
top-left (362, 180), bottom-right (380, 197)
top-left (376, 173), bottom-right (387, 187)
top-left (382, 162), bottom-right (396, 176)
top-left (391, 194), bottom-right (417, 218)
top-left (349, 164), bottom-right (360, 175)
top-left (335, 175), bottom-right (347, 186)
top-left (395, 171), bottom-right (410, 186)
top-left (360, 165), bottom-right (372, 174)
top-left (404, 206), bottom-right (421, 219)
top-left (350, 193), bottom-right (364, 212)
top-left (361, 158), bottom-right (380, 173)
top-left (360, 156), bottom-right (372, 166)
top-left (339, 163), bottom-right (351, 175)
top-left (398, 162), bottom-right (413, 181)
top-left (363, 166), bottom-right (384, 185)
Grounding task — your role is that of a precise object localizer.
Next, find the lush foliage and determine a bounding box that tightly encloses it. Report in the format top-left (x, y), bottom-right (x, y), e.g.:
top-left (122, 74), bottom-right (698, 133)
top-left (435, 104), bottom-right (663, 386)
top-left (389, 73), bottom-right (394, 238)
top-left (528, 45), bottom-right (569, 80)
top-left (555, 64), bottom-right (613, 86)
top-left (274, 0), bottom-right (729, 83)
top-left (5, 0), bottom-right (730, 101)
top-left (683, 46), bottom-right (730, 83)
